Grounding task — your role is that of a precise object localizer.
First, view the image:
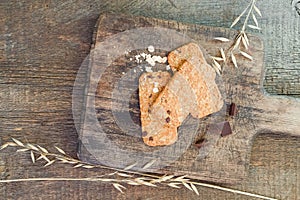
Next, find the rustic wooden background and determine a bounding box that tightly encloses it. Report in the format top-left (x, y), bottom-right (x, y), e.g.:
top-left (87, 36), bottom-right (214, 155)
top-left (0, 0), bottom-right (299, 199)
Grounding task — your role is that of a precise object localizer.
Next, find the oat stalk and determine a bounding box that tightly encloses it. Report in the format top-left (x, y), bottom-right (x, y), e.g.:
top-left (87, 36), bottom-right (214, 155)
top-left (211, 0), bottom-right (261, 73)
top-left (0, 138), bottom-right (277, 200)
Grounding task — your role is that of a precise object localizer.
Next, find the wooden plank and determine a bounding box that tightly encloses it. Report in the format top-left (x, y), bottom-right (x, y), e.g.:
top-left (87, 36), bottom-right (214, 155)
top-left (78, 13), bottom-right (299, 185)
top-left (0, 1), bottom-right (299, 199)
top-left (246, 132), bottom-right (300, 200)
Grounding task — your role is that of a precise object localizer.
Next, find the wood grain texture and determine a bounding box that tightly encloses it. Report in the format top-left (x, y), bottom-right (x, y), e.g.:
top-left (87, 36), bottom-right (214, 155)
top-left (0, 1), bottom-right (299, 199)
top-left (96, 0), bottom-right (300, 97)
top-left (78, 13), bottom-right (300, 188)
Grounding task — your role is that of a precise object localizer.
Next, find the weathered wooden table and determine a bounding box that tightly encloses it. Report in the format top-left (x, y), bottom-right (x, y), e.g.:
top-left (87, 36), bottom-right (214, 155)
top-left (0, 1), bottom-right (299, 199)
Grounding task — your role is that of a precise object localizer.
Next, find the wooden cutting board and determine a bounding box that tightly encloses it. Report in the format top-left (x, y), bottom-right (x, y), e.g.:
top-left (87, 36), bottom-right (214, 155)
top-left (75, 13), bottom-right (300, 184)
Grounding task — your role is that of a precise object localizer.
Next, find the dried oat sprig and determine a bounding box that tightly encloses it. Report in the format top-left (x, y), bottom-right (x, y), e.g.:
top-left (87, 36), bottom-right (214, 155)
top-left (211, 48), bottom-right (226, 75)
top-left (1, 138), bottom-right (158, 178)
top-left (0, 138), bottom-right (277, 199)
top-left (211, 0), bottom-right (261, 72)
top-left (229, 0), bottom-right (261, 67)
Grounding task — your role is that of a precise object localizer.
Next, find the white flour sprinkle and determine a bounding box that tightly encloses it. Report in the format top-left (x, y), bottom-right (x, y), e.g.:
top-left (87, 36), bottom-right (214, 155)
top-left (146, 56), bottom-right (156, 66)
top-left (131, 46), bottom-right (168, 68)
top-left (140, 52), bottom-right (147, 59)
top-left (135, 55), bottom-right (141, 63)
top-left (146, 54), bottom-right (152, 60)
top-left (161, 57), bottom-right (167, 63)
top-left (148, 45), bottom-right (155, 52)
top-left (145, 66), bottom-right (153, 72)
top-left (153, 87), bottom-right (159, 93)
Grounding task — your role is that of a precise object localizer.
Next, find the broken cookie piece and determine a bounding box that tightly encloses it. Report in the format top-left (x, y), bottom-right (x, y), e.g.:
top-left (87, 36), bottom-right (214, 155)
top-left (168, 43), bottom-right (223, 118)
top-left (139, 43), bottom-right (223, 147)
top-left (141, 74), bottom-right (194, 146)
top-left (139, 71), bottom-right (173, 145)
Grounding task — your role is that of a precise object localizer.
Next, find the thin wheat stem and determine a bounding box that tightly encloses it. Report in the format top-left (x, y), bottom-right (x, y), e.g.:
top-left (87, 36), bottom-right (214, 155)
top-left (241, 0), bottom-right (257, 32)
top-left (0, 177), bottom-right (118, 183)
top-left (187, 181), bottom-right (277, 200)
top-left (33, 151), bottom-right (162, 180)
top-left (1, 138), bottom-right (278, 200)
top-left (0, 177), bottom-right (277, 200)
